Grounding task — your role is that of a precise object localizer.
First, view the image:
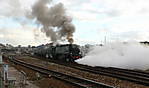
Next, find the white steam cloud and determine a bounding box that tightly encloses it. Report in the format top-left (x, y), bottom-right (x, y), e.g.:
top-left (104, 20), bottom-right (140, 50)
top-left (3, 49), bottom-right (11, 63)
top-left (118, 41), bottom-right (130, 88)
top-left (77, 42), bottom-right (149, 70)
top-left (30, 0), bottom-right (75, 43)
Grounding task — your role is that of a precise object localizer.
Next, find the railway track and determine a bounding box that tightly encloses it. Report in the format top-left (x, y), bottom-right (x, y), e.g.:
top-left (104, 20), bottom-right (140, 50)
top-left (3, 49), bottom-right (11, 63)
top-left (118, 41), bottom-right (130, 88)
top-left (9, 57), bottom-right (114, 88)
top-left (7, 54), bottom-right (149, 87)
top-left (21, 55), bottom-right (149, 86)
top-left (53, 61), bottom-right (149, 86)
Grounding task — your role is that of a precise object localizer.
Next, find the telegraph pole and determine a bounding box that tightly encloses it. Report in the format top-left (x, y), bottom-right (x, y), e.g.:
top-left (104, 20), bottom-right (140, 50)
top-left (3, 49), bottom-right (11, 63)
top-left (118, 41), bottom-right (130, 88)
top-left (104, 36), bottom-right (107, 45)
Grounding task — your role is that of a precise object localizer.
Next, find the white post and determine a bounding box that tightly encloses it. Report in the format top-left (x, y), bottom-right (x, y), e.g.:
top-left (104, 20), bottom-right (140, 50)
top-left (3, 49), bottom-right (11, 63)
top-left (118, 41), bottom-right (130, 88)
top-left (3, 64), bottom-right (8, 81)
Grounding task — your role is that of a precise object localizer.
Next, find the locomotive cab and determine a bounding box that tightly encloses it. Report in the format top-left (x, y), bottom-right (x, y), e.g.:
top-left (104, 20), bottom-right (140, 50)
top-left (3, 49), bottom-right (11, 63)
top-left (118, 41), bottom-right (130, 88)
top-left (54, 44), bottom-right (82, 62)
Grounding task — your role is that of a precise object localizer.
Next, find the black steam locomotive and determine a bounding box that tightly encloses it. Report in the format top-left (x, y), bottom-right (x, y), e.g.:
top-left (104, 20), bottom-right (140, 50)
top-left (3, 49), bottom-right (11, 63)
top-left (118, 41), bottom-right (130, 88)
top-left (33, 44), bottom-right (82, 62)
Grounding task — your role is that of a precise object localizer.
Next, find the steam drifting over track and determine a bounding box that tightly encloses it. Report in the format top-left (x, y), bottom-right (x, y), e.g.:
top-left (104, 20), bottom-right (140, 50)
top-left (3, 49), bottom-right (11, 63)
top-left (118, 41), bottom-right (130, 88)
top-left (4, 54), bottom-right (149, 88)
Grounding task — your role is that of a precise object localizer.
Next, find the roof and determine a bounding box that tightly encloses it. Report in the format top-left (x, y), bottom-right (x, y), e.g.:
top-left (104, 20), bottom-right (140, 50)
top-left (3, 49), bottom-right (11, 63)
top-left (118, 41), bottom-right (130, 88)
top-left (0, 43), bottom-right (5, 48)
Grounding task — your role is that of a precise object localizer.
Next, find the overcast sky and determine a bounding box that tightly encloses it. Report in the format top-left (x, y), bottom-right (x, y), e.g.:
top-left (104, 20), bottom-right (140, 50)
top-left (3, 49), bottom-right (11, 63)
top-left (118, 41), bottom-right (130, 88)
top-left (0, 0), bottom-right (149, 46)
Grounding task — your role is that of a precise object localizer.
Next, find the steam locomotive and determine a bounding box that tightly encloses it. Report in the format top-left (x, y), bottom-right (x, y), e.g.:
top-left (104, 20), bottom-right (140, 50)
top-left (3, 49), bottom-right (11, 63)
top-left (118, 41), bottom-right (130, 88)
top-left (33, 44), bottom-right (82, 62)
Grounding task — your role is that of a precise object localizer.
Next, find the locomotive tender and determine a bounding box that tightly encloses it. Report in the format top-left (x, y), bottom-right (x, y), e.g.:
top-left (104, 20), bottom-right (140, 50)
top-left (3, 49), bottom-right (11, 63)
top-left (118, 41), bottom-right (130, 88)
top-left (34, 44), bottom-right (82, 62)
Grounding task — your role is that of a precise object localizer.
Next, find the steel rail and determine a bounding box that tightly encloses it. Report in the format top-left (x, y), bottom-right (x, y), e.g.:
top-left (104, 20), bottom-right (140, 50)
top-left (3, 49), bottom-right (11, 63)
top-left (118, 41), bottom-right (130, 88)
top-left (49, 61), bottom-right (149, 86)
top-left (10, 58), bottom-right (114, 88)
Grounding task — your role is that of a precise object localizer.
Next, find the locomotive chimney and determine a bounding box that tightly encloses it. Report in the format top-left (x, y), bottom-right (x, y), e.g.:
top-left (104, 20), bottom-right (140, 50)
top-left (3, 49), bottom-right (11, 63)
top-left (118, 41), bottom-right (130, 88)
top-left (68, 38), bottom-right (74, 44)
